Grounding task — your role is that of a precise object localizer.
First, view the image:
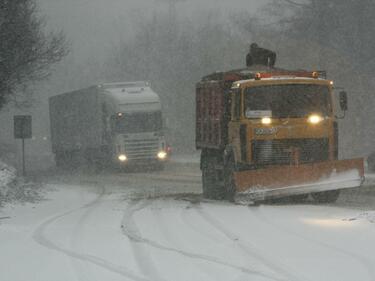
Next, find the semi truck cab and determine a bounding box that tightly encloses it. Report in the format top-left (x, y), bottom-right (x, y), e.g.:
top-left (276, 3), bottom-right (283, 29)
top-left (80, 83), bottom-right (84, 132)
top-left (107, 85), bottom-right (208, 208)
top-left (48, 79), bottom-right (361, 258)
top-left (229, 76), bottom-right (338, 167)
top-left (102, 82), bottom-right (169, 167)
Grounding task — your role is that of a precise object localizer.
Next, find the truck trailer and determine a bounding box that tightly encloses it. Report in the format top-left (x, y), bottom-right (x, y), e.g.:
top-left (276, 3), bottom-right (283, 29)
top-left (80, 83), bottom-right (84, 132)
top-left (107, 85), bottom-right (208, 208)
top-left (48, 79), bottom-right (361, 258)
top-left (49, 81), bottom-right (169, 169)
top-left (196, 65), bottom-right (364, 203)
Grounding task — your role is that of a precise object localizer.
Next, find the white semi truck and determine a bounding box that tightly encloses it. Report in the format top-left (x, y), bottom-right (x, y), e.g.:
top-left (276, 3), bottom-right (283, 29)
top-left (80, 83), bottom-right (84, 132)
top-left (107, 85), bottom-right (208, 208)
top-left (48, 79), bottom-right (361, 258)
top-left (49, 81), bottom-right (170, 169)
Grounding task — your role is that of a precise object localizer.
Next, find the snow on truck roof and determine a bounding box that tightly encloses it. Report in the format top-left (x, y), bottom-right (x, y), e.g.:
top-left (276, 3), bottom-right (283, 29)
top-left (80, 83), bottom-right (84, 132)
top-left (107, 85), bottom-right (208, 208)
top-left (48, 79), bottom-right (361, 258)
top-left (101, 81), bottom-right (150, 89)
top-left (101, 81), bottom-right (161, 112)
top-left (232, 76), bottom-right (331, 88)
top-left (103, 83), bottom-right (160, 103)
top-left (200, 65), bottom-right (327, 83)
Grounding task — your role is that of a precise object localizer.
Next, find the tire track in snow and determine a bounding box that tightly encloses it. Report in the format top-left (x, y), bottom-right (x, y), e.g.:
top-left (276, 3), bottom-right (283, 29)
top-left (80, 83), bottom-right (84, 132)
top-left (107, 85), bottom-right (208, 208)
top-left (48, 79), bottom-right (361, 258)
top-left (180, 204), bottom-right (231, 244)
top-left (120, 199), bottom-right (273, 279)
top-left (32, 186), bottom-right (150, 281)
top-left (151, 200), bottom-right (224, 281)
top-left (122, 200), bottom-right (167, 281)
top-left (251, 207), bottom-right (375, 281)
top-left (69, 188), bottom-right (111, 281)
top-left (193, 204), bottom-right (312, 281)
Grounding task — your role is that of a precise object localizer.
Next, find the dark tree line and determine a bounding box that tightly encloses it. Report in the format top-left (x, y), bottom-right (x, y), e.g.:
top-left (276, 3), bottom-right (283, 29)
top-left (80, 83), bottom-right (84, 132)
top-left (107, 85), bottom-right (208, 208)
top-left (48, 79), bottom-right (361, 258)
top-left (245, 0), bottom-right (375, 157)
top-left (278, 0), bottom-right (375, 155)
top-left (0, 0), bottom-right (68, 109)
top-left (230, 0), bottom-right (375, 157)
top-left (273, 0), bottom-right (375, 70)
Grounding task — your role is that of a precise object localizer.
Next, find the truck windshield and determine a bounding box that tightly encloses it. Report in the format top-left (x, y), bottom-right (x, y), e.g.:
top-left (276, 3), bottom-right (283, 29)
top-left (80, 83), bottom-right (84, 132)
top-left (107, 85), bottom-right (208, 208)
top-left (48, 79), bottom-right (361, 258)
top-left (244, 84), bottom-right (331, 118)
top-left (114, 111), bottom-right (162, 133)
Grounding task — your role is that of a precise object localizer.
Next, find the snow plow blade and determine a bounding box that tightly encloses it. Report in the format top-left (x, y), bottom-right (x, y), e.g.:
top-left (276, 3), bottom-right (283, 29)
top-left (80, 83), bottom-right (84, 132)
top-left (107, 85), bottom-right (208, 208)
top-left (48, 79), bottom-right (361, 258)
top-left (233, 158), bottom-right (364, 202)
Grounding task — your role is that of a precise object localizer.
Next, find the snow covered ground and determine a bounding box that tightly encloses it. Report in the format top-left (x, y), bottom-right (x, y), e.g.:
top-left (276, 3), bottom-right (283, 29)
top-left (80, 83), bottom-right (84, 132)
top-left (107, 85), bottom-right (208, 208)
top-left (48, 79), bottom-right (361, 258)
top-left (1, 162), bottom-right (375, 281)
top-left (0, 160), bottom-right (16, 197)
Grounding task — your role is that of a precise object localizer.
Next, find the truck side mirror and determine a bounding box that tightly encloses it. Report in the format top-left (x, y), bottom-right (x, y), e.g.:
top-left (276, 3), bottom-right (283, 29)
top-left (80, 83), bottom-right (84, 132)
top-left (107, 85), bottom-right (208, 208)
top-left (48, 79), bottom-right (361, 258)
top-left (339, 91), bottom-right (348, 111)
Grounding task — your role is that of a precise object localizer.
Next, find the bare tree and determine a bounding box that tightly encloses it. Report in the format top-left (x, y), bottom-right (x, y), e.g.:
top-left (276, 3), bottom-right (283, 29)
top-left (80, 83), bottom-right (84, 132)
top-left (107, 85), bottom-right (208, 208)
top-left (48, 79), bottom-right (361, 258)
top-left (0, 0), bottom-right (68, 109)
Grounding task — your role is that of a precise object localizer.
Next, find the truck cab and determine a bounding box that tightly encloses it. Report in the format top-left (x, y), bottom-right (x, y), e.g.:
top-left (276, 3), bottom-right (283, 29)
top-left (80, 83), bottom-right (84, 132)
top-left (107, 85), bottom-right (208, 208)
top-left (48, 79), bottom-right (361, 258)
top-left (229, 74), bottom-right (337, 168)
top-left (103, 82), bottom-right (169, 168)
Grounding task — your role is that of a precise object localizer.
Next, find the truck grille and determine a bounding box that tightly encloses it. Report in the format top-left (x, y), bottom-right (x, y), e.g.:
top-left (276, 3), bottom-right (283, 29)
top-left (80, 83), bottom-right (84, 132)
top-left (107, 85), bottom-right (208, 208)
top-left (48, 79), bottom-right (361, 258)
top-left (124, 138), bottom-right (159, 160)
top-left (251, 138), bottom-right (329, 165)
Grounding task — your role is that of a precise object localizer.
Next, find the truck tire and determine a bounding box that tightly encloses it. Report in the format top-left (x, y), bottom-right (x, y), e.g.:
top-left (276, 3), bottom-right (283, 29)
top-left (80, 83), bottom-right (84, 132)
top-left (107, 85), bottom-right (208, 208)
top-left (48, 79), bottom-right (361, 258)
top-left (223, 153), bottom-right (236, 202)
top-left (55, 152), bottom-right (66, 168)
top-left (152, 162), bottom-right (165, 171)
top-left (311, 190), bottom-right (340, 203)
top-left (84, 149), bottom-right (109, 173)
top-left (289, 194), bottom-right (309, 203)
top-left (55, 151), bottom-right (72, 169)
top-left (202, 165), bottom-right (214, 198)
top-left (367, 152), bottom-right (375, 172)
top-left (202, 156), bottom-right (224, 200)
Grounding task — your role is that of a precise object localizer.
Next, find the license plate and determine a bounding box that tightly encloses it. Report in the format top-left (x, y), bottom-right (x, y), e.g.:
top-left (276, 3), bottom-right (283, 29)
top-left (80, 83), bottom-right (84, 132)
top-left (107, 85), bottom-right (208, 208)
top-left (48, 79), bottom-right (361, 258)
top-left (254, 127), bottom-right (277, 135)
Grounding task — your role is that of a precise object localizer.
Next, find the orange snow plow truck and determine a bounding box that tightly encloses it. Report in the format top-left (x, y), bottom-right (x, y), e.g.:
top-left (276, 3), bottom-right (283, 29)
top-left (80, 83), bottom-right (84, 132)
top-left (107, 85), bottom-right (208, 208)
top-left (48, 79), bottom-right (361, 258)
top-left (196, 65), bottom-right (364, 203)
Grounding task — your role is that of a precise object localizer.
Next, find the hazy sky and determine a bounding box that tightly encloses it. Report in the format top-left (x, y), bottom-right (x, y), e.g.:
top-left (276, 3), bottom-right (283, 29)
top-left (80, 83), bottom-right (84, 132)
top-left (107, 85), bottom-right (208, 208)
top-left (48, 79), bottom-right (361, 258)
top-left (38, 0), bottom-right (267, 60)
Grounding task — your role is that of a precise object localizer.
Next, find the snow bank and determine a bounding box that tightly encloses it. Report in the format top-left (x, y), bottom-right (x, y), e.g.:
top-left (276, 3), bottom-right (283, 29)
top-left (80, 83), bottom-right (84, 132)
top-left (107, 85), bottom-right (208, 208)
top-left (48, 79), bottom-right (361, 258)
top-left (343, 211), bottom-right (375, 223)
top-left (0, 160), bottom-right (43, 206)
top-left (0, 160), bottom-right (16, 198)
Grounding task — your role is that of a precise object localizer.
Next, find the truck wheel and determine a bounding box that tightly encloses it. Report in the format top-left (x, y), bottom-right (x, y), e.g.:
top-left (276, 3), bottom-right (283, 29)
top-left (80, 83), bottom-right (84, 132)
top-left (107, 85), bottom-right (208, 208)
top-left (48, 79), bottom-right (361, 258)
top-left (223, 154), bottom-right (236, 202)
top-left (55, 153), bottom-right (64, 168)
top-left (311, 190), bottom-right (340, 203)
top-left (202, 166), bottom-right (213, 198)
top-left (202, 158), bottom-right (224, 200)
top-left (55, 155), bottom-right (63, 168)
top-left (84, 149), bottom-right (107, 173)
top-left (152, 162), bottom-right (165, 171)
top-left (86, 160), bottom-right (103, 174)
top-left (367, 152), bottom-right (375, 172)
top-left (55, 152), bottom-right (69, 169)
top-left (289, 194), bottom-right (309, 203)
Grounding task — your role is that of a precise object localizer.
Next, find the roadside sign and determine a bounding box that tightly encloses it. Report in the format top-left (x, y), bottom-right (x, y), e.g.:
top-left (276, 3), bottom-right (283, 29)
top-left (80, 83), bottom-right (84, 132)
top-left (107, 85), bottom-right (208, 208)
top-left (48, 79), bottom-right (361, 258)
top-left (14, 115), bottom-right (32, 139)
top-left (13, 115), bottom-right (32, 176)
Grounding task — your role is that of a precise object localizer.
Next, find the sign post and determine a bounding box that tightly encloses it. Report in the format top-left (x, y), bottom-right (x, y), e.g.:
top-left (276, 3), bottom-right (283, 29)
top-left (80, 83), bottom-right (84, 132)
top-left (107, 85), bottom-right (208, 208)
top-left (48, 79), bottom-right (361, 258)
top-left (14, 115), bottom-right (32, 176)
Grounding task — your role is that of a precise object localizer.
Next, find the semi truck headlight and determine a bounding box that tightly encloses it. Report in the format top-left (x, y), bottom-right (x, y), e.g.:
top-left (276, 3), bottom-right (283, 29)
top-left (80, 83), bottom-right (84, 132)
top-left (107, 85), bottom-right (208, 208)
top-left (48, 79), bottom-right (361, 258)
top-left (157, 151), bottom-right (167, 159)
top-left (261, 117), bottom-right (272, 124)
top-left (118, 154), bottom-right (127, 162)
top-left (308, 114), bottom-right (323, 124)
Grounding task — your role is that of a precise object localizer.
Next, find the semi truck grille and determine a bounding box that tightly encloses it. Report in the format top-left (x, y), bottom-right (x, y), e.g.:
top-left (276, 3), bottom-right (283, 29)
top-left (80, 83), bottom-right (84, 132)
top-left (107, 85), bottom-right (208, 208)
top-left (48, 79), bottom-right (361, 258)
top-left (124, 138), bottom-right (159, 160)
top-left (252, 138), bottom-right (329, 165)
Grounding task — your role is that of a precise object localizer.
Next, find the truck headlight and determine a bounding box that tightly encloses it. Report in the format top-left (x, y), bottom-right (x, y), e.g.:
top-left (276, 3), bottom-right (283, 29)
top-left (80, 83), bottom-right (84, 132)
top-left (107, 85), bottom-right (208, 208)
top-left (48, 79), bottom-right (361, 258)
top-left (157, 151), bottom-right (167, 159)
top-left (308, 114), bottom-right (323, 124)
top-left (118, 154), bottom-right (127, 162)
top-left (261, 117), bottom-right (272, 124)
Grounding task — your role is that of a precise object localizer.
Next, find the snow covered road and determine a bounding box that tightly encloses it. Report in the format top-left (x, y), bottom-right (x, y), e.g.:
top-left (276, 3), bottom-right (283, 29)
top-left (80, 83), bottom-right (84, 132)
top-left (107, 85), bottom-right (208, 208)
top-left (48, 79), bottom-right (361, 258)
top-left (1, 164), bottom-right (375, 281)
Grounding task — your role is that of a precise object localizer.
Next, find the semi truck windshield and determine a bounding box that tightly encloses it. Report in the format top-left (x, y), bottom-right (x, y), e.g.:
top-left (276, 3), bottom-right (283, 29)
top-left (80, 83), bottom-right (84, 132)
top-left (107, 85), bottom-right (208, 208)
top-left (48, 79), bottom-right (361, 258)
top-left (114, 111), bottom-right (162, 133)
top-left (244, 84), bottom-right (331, 118)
